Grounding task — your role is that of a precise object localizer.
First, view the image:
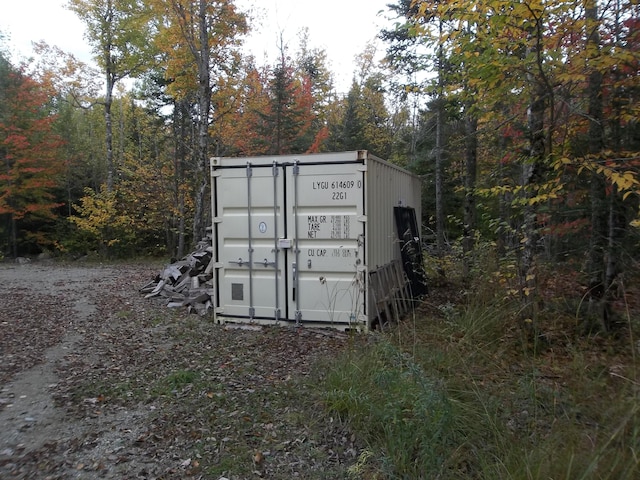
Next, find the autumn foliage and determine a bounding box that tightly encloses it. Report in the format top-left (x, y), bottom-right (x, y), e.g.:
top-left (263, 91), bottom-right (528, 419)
top-left (0, 0), bottom-right (638, 335)
top-left (0, 67), bottom-right (64, 256)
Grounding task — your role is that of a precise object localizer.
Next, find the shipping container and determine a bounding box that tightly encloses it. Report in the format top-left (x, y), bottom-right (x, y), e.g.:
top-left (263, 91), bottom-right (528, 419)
top-left (210, 150), bottom-right (425, 330)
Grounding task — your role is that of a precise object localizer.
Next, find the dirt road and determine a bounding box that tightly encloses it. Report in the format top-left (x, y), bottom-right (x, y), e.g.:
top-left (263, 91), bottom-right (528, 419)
top-left (0, 262), bottom-right (358, 479)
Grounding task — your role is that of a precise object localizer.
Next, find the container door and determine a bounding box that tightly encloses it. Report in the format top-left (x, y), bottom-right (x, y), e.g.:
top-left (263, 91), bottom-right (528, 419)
top-left (216, 162), bottom-right (285, 320)
top-left (286, 161), bottom-right (366, 325)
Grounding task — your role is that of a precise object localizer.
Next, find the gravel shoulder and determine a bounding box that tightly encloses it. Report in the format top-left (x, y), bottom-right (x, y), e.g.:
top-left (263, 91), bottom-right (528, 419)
top-left (0, 261), bottom-right (360, 479)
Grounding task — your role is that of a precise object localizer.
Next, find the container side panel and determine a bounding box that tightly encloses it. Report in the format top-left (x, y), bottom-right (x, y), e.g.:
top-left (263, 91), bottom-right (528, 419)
top-left (365, 157), bottom-right (423, 323)
top-left (366, 158), bottom-right (422, 270)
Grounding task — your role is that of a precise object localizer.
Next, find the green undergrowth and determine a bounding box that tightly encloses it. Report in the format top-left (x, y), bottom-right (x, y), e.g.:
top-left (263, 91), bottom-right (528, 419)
top-left (323, 340), bottom-right (458, 478)
top-left (319, 288), bottom-right (640, 479)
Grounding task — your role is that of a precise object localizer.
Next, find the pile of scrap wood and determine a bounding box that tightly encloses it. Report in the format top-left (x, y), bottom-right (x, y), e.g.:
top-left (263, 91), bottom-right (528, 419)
top-left (140, 236), bottom-right (214, 315)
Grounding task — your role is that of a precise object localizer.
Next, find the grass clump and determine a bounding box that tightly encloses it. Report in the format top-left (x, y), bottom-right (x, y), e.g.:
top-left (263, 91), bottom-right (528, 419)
top-left (155, 369), bottom-right (200, 392)
top-left (323, 339), bottom-right (461, 478)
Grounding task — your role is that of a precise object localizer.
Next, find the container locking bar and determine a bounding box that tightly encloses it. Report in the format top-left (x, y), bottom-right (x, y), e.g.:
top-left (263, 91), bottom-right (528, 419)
top-left (254, 259), bottom-right (276, 268)
top-left (272, 161), bottom-right (281, 321)
top-left (229, 258), bottom-right (247, 266)
top-left (292, 160), bottom-right (301, 324)
top-left (246, 161), bottom-right (254, 319)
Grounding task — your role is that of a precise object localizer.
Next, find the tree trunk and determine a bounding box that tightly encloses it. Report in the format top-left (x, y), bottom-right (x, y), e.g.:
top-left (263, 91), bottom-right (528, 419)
top-left (177, 198), bottom-right (186, 258)
top-left (462, 109), bottom-right (478, 277)
top-left (434, 33), bottom-right (446, 261)
top-left (520, 80), bottom-right (545, 321)
top-left (105, 72), bottom-right (114, 192)
top-left (192, 0), bottom-right (211, 246)
top-left (586, 174), bottom-right (607, 317)
top-left (118, 101), bottom-right (125, 165)
top-left (520, 16), bottom-right (547, 322)
top-left (172, 99), bottom-right (189, 259)
top-left (599, 0), bottom-right (635, 330)
top-left (435, 99), bottom-right (445, 257)
top-left (602, 188), bottom-right (628, 330)
top-left (10, 214), bottom-right (17, 258)
top-left (496, 121), bottom-right (512, 260)
top-left (584, 0), bottom-right (610, 330)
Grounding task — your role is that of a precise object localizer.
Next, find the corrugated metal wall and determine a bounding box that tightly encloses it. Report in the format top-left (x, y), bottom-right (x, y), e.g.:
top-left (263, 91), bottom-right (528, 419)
top-left (365, 153), bottom-right (422, 270)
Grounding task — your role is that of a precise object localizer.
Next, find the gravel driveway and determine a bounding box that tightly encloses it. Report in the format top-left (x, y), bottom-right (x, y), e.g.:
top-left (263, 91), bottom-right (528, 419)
top-left (0, 261), bottom-right (359, 479)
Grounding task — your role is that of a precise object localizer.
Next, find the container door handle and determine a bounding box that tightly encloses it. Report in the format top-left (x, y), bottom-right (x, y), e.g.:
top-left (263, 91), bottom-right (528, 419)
top-left (292, 262), bottom-right (297, 302)
top-left (254, 259), bottom-right (276, 268)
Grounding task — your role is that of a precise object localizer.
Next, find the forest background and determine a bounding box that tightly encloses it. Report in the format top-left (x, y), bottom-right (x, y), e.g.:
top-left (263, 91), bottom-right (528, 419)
top-left (1, 1), bottom-right (640, 477)
top-left (0, 0), bottom-right (639, 331)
